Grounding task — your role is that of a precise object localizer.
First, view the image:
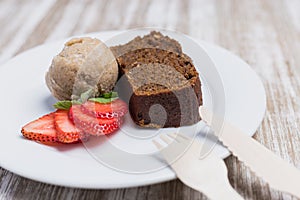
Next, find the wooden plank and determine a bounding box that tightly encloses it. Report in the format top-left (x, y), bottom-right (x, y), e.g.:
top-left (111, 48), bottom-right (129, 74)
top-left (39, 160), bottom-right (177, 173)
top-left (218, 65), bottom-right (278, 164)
top-left (215, 0), bottom-right (300, 199)
top-left (15, 0), bottom-right (69, 54)
top-left (0, 0), bottom-right (57, 64)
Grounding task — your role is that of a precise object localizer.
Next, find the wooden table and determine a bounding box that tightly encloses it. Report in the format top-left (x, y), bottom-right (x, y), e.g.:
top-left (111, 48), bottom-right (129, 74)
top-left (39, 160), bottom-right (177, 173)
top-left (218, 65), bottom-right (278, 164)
top-left (1, 0), bottom-right (300, 199)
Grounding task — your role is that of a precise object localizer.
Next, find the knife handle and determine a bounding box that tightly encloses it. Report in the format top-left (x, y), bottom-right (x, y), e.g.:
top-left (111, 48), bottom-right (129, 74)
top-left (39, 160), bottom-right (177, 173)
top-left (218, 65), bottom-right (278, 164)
top-left (200, 106), bottom-right (300, 198)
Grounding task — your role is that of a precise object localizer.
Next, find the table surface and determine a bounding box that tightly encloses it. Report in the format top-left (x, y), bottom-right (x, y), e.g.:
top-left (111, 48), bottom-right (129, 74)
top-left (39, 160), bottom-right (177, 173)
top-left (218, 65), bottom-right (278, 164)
top-left (1, 0), bottom-right (300, 199)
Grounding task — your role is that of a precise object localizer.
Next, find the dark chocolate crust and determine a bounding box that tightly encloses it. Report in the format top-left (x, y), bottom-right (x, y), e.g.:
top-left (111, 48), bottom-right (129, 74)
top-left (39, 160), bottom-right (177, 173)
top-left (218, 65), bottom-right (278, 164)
top-left (111, 32), bottom-right (203, 128)
top-left (129, 80), bottom-right (201, 128)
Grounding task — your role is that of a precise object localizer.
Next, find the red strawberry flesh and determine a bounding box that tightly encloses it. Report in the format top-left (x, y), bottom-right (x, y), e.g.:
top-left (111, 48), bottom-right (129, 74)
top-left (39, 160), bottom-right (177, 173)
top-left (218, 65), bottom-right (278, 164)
top-left (81, 99), bottom-right (128, 119)
top-left (70, 105), bottom-right (123, 136)
top-left (21, 112), bottom-right (58, 143)
top-left (54, 110), bottom-right (82, 143)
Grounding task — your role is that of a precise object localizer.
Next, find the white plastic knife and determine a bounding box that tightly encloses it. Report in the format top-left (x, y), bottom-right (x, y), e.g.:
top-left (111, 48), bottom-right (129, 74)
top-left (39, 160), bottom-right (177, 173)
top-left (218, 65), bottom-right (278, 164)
top-left (200, 106), bottom-right (300, 198)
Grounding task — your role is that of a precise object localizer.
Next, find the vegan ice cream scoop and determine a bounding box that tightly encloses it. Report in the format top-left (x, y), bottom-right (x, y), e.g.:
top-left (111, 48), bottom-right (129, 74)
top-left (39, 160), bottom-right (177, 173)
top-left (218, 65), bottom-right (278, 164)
top-left (46, 37), bottom-right (118, 100)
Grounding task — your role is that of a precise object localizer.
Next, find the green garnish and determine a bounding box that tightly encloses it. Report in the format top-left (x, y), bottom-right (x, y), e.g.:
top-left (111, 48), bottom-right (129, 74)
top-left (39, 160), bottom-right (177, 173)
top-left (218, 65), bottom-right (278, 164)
top-left (53, 90), bottom-right (119, 109)
top-left (89, 97), bottom-right (118, 104)
top-left (53, 101), bottom-right (72, 110)
top-left (102, 91), bottom-right (118, 98)
top-left (53, 100), bottom-right (81, 110)
top-left (89, 91), bottom-right (119, 104)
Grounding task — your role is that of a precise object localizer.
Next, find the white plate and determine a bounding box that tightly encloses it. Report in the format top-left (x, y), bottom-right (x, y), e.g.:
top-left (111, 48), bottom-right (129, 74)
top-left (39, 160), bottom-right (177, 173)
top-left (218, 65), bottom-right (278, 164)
top-left (0, 30), bottom-right (266, 189)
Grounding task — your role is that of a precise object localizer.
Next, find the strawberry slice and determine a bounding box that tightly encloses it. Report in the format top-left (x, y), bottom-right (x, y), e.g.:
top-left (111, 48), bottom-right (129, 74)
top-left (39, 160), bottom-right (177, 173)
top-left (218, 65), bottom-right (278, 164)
top-left (81, 99), bottom-right (128, 119)
top-left (21, 112), bottom-right (58, 143)
top-left (70, 105), bottom-right (123, 135)
top-left (69, 106), bottom-right (75, 122)
top-left (54, 110), bottom-right (82, 143)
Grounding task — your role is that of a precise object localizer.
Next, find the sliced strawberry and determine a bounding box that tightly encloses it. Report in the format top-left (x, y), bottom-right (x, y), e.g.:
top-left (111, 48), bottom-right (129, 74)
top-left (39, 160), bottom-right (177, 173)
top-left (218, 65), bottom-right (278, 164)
top-left (70, 105), bottom-right (123, 135)
top-left (21, 112), bottom-right (58, 143)
top-left (54, 110), bottom-right (82, 143)
top-left (68, 106), bottom-right (74, 122)
top-left (81, 99), bottom-right (128, 119)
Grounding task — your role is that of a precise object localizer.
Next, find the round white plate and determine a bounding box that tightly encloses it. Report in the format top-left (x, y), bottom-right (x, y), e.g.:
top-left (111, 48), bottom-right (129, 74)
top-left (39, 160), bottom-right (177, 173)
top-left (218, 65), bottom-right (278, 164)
top-left (0, 30), bottom-right (266, 189)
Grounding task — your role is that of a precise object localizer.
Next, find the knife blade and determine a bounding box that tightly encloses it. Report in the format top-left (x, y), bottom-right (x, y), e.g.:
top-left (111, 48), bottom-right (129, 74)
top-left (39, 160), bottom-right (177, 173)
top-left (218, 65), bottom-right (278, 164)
top-left (200, 106), bottom-right (300, 198)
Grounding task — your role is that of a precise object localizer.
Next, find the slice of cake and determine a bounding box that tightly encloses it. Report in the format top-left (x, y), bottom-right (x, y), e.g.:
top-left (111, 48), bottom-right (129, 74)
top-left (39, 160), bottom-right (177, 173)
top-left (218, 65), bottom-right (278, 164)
top-left (111, 32), bottom-right (202, 128)
top-left (111, 31), bottom-right (182, 57)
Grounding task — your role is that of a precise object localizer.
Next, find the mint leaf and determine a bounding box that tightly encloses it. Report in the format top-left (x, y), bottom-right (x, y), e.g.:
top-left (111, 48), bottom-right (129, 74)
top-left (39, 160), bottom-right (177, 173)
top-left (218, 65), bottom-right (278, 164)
top-left (53, 91), bottom-right (119, 109)
top-left (102, 92), bottom-right (112, 98)
top-left (89, 97), bottom-right (118, 104)
top-left (53, 100), bottom-right (81, 110)
top-left (110, 92), bottom-right (118, 98)
top-left (102, 91), bottom-right (118, 98)
top-left (53, 101), bottom-right (72, 110)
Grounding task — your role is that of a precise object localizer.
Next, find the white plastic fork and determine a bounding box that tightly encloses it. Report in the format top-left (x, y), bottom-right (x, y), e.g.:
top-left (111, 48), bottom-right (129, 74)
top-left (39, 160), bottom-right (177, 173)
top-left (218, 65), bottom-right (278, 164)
top-left (153, 133), bottom-right (243, 200)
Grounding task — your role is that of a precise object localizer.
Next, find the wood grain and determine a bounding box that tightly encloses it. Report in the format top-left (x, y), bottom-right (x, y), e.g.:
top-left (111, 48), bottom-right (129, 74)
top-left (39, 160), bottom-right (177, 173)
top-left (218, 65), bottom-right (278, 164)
top-left (0, 0), bottom-right (300, 199)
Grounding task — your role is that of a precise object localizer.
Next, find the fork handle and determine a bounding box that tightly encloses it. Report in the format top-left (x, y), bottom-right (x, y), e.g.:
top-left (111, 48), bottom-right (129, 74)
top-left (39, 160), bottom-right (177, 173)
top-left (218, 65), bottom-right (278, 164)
top-left (201, 179), bottom-right (244, 200)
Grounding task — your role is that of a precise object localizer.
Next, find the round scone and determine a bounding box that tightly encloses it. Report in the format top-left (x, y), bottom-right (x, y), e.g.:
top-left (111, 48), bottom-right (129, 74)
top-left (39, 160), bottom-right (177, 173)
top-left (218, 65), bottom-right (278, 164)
top-left (46, 37), bottom-right (118, 100)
